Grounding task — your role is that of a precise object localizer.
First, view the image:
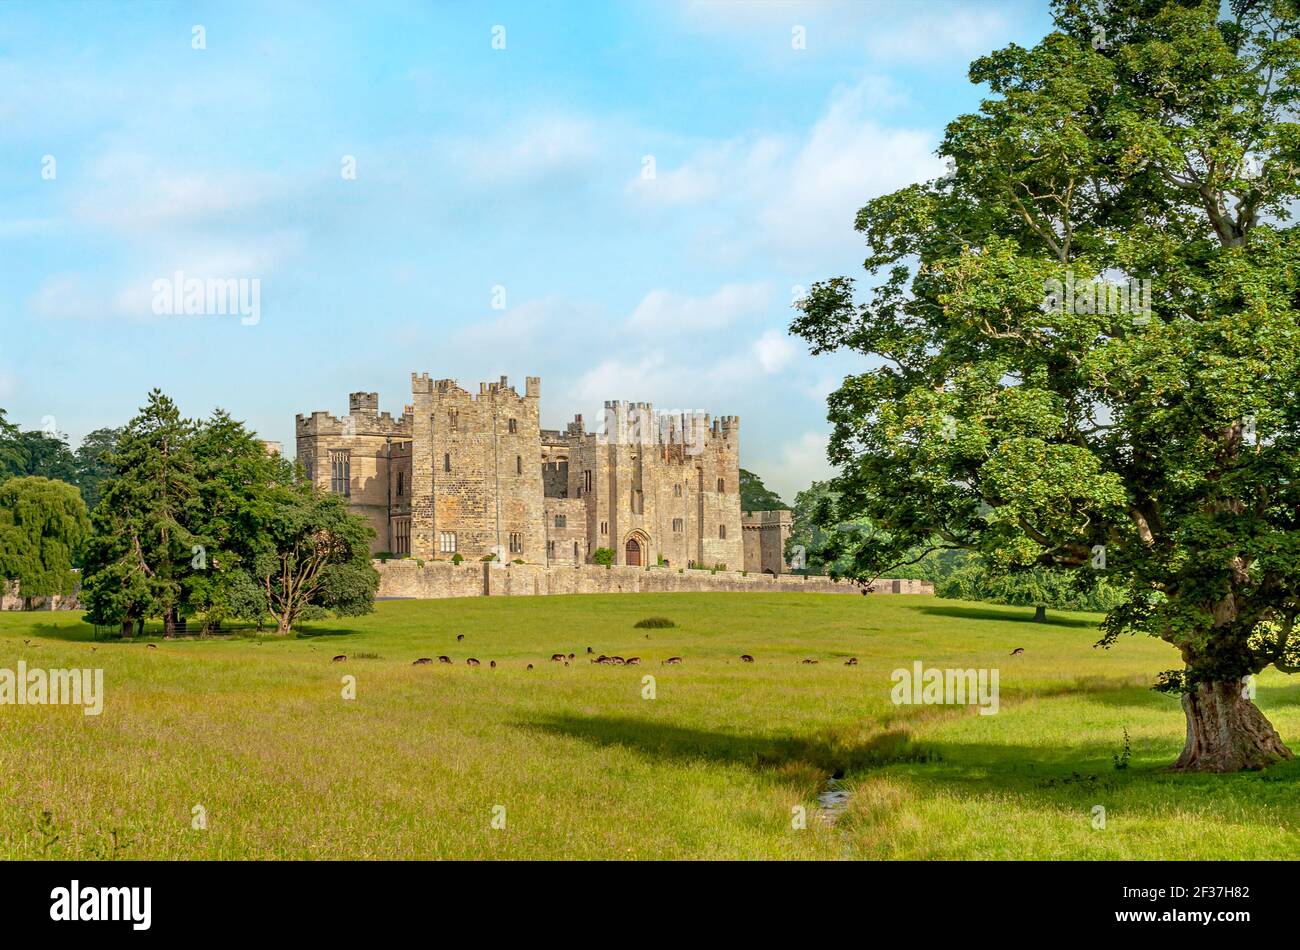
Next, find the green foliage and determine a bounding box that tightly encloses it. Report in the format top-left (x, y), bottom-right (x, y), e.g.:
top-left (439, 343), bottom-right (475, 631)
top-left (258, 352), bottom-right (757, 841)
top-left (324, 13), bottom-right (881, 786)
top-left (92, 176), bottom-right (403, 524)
top-left (592, 547), bottom-right (615, 567)
top-left (739, 469), bottom-right (787, 512)
top-left (937, 562), bottom-right (1128, 613)
top-left (14, 430), bottom-right (77, 485)
top-left (0, 410), bottom-right (22, 479)
top-left (1113, 728), bottom-right (1132, 771)
top-left (80, 390), bottom-right (376, 635)
top-left (71, 428), bottom-right (122, 511)
top-left (0, 477), bottom-right (90, 603)
top-left (80, 390), bottom-right (198, 632)
top-left (791, 0), bottom-right (1300, 721)
top-left (451, 552), bottom-right (463, 565)
top-left (249, 477), bottom-right (378, 634)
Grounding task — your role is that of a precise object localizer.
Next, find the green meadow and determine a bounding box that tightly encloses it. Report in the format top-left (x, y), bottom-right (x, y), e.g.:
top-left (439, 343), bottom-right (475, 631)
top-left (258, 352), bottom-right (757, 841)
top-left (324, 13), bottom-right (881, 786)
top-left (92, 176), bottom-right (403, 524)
top-left (1, 592), bottom-right (1297, 860)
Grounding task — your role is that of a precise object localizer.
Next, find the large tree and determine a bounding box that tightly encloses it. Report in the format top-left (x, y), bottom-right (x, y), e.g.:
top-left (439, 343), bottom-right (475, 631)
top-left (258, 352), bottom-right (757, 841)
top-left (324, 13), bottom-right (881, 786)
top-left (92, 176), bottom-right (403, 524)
top-left (739, 469), bottom-right (788, 512)
top-left (73, 427), bottom-right (123, 511)
top-left (0, 409), bottom-right (24, 479)
top-left (251, 483), bottom-right (377, 635)
top-left (80, 390), bottom-right (199, 636)
top-left (793, 0), bottom-right (1300, 771)
top-left (0, 477), bottom-right (89, 609)
top-left (15, 430), bottom-right (78, 485)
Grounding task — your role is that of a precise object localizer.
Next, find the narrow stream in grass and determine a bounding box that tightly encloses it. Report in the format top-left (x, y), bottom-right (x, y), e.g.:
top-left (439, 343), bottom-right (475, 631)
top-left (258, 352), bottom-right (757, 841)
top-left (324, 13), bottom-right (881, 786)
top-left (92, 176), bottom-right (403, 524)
top-left (816, 777), bottom-right (850, 825)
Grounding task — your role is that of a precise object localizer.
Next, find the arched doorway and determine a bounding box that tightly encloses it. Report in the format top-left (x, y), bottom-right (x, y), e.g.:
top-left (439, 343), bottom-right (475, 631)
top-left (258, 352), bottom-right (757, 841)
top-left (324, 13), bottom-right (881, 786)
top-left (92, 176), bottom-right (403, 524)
top-left (625, 537), bottom-right (642, 567)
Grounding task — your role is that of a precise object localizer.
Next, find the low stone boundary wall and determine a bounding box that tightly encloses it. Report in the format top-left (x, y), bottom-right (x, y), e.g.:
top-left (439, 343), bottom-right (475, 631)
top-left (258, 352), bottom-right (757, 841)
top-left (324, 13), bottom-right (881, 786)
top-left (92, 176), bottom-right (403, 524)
top-left (375, 559), bottom-right (933, 600)
top-left (0, 579), bottom-right (80, 611)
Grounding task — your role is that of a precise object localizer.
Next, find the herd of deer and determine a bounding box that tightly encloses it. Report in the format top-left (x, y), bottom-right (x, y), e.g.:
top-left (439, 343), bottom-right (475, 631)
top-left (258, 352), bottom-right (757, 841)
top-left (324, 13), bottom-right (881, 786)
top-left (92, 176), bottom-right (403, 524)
top-left (330, 647), bottom-right (860, 668)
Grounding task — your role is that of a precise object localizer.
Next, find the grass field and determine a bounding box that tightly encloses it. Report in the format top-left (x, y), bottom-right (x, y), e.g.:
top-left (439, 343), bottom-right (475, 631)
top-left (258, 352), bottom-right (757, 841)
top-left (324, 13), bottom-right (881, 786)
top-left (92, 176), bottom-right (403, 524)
top-left (1, 592), bottom-right (1298, 860)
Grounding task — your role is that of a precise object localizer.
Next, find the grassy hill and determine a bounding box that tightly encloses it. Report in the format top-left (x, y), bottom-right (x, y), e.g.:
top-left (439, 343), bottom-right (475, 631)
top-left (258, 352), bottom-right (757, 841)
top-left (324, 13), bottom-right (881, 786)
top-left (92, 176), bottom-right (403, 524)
top-left (1, 593), bottom-right (1297, 859)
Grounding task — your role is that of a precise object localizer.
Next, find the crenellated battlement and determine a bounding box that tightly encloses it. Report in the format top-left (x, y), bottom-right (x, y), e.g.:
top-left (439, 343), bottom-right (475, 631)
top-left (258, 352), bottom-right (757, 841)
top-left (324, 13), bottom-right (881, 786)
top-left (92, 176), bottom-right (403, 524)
top-left (297, 372), bottom-right (742, 568)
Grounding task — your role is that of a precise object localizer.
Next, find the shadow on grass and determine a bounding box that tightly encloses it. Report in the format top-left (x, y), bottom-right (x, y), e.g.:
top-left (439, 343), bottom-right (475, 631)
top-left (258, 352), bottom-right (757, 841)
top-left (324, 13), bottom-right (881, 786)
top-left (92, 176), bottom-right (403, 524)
top-left (523, 707), bottom-right (1300, 828)
top-left (907, 603), bottom-right (1101, 630)
top-left (18, 622), bottom-right (358, 643)
top-left (519, 714), bottom-right (938, 784)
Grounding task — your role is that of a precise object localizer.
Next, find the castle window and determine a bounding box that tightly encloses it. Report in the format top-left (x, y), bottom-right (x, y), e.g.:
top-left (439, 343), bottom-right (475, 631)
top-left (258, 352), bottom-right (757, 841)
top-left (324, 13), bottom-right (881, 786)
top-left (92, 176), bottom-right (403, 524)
top-left (600, 521), bottom-right (608, 535)
top-left (573, 541), bottom-right (579, 560)
top-left (674, 483), bottom-right (681, 498)
top-left (439, 531), bottom-right (456, 553)
top-left (444, 453), bottom-right (451, 473)
top-left (584, 470), bottom-right (593, 493)
top-left (672, 518), bottom-right (683, 533)
top-left (555, 514), bottom-right (566, 528)
top-left (516, 455), bottom-right (523, 475)
top-left (329, 450), bottom-right (350, 497)
top-left (508, 418), bottom-right (517, 434)
top-left (449, 411), bottom-right (458, 431)
top-left (547, 540), bottom-right (555, 558)
top-left (717, 478), bottom-right (725, 493)
top-left (396, 472), bottom-right (404, 497)
top-left (719, 524), bottom-right (727, 540)
top-left (509, 532), bottom-right (523, 554)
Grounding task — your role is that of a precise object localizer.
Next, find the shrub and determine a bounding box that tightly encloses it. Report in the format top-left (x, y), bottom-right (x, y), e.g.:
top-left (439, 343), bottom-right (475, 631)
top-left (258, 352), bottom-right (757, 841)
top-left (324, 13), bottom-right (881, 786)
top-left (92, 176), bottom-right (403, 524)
top-left (451, 553), bottom-right (463, 565)
top-left (634, 617), bottom-right (675, 629)
top-left (592, 547), bottom-right (615, 567)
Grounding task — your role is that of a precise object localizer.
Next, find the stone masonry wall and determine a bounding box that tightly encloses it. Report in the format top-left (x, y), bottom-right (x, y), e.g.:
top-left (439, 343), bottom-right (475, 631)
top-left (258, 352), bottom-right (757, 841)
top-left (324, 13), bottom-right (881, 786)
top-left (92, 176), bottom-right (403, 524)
top-left (375, 558), bottom-right (934, 599)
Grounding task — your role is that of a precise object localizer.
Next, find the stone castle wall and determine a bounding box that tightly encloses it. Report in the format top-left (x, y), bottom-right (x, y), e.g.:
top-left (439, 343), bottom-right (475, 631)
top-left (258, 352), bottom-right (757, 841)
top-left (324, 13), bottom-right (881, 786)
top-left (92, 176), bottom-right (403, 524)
top-left (374, 558), bottom-right (934, 599)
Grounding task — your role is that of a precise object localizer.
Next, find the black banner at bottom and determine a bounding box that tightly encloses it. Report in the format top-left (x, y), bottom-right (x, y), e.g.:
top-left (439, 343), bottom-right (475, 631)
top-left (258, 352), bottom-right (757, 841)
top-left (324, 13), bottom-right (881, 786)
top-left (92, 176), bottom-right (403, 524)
top-left (0, 860), bottom-right (1280, 936)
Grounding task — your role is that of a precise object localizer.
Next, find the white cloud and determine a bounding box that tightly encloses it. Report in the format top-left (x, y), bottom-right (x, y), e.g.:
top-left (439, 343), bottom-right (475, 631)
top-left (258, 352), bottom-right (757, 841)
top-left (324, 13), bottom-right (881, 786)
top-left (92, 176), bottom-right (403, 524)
top-left (624, 76), bottom-right (942, 267)
top-left (626, 282), bottom-right (773, 334)
top-left (748, 430), bottom-right (836, 503)
top-left (753, 329), bottom-right (797, 373)
top-left (451, 115), bottom-right (602, 185)
top-left (29, 274), bottom-right (104, 321)
top-left (864, 8), bottom-right (1012, 63)
top-left (759, 81), bottom-right (943, 252)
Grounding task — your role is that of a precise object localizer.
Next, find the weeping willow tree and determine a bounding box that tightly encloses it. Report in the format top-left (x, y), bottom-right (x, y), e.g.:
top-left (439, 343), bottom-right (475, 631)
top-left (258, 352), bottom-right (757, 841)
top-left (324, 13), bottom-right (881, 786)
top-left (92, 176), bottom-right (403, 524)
top-left (0, 477), bottom-right (89, 608)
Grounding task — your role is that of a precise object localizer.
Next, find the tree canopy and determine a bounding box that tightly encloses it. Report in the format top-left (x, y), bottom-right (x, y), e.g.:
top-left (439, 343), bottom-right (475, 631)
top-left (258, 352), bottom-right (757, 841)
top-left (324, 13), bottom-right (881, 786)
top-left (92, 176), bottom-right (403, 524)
top-left (792, 0), bottom-right (1300, 771)
top-left (81, 390), bottom-right (377, 635)
top-left (739, 469), bottom-right (788, 512)
top-left (0, 477), bottom-right (89, 606)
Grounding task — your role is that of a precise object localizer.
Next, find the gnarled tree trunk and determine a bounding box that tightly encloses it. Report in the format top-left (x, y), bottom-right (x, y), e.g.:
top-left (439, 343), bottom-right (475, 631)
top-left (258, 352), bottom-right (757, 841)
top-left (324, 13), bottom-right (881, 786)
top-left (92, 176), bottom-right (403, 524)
top-left (1174, 680), bottom-right (1293, 772)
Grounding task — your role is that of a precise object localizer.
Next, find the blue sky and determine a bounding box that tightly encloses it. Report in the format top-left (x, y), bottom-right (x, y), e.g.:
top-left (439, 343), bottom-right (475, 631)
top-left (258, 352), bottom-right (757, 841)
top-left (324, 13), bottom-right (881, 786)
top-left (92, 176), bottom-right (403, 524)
top-left (1, 0), bottom-right (1053, 501)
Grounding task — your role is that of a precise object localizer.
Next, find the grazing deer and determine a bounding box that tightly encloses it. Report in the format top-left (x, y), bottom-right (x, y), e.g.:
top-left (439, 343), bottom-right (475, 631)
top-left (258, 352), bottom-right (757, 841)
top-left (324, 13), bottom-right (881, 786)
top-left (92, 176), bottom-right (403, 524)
top-left (568, 653), bottom-right (575, 660)
top-left (412, 657), bottom-right (433, 666)
top-left (490, 660), bottom-right (496, 668)
top-left (625, 657), bottom-right (641, 666)
top-left (550, 653), bottom-right (567, 662)
top-left (147, 644), bottom-right (157, 650)
top-left (466, 658), bottom-right (481, 667)
top-left (844, 657), bottom-right (859, 666)
top-left (800, 658), bottom-right (818, 665)
top-left (438, 655), bottom-right (452, 664)
top-left (610, 656), bottom-right (625, 665)
top-left (1010, 647), bottom-right (1024, 656)
top-left (662, 656), bottom-right (683, 665)
top-left (457, 634), bottom-right (465, 642)
top-left (586, 647), bottom-right (594, 654)
top-left (527, 663), bottom-right (534, 670)
top-left (740, 654), bottom-right (754, 663)
top-left (332, 655), bottom-right (347, 662)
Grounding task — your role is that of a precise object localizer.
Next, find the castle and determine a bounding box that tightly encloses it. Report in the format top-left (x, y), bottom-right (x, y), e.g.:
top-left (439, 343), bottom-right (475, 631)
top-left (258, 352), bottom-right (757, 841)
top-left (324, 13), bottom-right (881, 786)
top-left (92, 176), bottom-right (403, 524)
top-left (295, 374), bottom-right (790, 572)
